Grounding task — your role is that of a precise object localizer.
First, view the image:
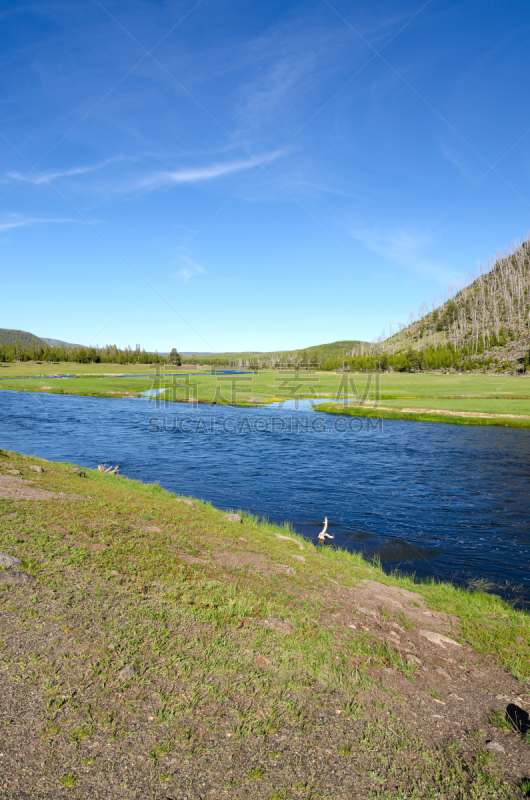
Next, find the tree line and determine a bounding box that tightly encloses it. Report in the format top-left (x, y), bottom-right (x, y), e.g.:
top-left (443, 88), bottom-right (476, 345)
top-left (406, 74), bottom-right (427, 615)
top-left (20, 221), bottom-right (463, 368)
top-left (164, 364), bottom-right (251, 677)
top-left (320, 341), bottom-right (529, 373)
top-left (0, 342), bottom-right (173, 365)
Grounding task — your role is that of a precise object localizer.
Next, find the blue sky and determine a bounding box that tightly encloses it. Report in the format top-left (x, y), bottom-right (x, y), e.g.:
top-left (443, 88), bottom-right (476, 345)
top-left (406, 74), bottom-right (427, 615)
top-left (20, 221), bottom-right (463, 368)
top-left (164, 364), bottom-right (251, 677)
top-left (1, 0), bottom-right (530, 352)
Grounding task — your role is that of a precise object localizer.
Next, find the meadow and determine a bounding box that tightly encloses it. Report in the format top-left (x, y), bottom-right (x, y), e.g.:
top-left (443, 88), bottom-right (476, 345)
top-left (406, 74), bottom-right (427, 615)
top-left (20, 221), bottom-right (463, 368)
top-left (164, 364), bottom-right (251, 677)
top-left (1, 362), bottom-right (530, 425)
top-left (0, 361), bottom-right (208, 378)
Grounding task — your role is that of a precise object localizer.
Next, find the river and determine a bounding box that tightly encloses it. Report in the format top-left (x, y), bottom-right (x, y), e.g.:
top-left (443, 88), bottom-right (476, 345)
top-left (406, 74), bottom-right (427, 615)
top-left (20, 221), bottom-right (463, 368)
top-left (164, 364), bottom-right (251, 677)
top-left (1, 389), bottom-right (529, 605)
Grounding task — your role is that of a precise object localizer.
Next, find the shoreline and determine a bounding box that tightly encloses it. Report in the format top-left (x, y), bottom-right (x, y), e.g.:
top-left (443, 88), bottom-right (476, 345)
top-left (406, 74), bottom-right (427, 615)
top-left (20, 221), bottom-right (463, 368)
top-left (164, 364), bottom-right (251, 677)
top-left (3, 381), bottom-right (530, 427)
top-left (0, 447), bottom-right (528, 667)
top-left (1, 448), bottom-right (529, 797)
top-left (315, 401), bottom-right (530, 429)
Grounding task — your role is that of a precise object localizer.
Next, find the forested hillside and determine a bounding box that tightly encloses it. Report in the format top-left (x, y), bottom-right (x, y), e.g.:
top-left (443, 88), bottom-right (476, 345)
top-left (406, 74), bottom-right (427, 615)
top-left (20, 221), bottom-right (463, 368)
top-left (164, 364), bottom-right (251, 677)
top-left (391, 238), bottom-right (530, 356)
top-left (0, 328), bottom-right (46, 348)
top-left (323, 239), bottom-right (530, 374)
top-left (0, 339), bottom-right (168, 366)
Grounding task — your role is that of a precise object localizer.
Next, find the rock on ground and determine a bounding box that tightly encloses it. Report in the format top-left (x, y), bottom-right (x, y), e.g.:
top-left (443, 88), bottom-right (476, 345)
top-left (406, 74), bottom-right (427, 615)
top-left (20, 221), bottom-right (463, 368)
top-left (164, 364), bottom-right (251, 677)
top-left (118, 665), bottom-right (140, 680)
top-left (259, 618), bottom-right (296, 635)
top-left (485, 741), bottom-right (505, 754)
top-left (0, 551), bottom-right (22, 569)
top-left (419, 631), bottom-right (461, 648)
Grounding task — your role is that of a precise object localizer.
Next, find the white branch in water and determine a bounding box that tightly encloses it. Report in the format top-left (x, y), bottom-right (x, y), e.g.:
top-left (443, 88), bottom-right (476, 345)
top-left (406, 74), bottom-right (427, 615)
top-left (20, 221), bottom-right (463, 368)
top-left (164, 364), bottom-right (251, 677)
top-left (98, 463), bottom-right (119, 474)
top-left (318, 517), bottom-right (334, 542)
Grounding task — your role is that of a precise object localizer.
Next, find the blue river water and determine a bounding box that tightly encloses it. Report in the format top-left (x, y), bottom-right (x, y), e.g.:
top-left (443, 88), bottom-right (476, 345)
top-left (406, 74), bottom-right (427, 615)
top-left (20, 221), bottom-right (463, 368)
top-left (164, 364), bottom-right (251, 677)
top-left (1, 389), bottom-right (529, 605)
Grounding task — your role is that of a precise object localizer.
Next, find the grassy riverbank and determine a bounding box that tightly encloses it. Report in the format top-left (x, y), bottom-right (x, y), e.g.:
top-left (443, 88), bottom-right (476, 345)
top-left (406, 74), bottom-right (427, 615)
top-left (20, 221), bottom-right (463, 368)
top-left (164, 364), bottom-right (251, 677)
top-left (0, 362), bottom-right (199, 378)
top-left (1, 362), bottom-right (530, 426)
top-left (316, 402), bottom-right (530, 429)
top-left (1, 449), bottom-right (529, 798)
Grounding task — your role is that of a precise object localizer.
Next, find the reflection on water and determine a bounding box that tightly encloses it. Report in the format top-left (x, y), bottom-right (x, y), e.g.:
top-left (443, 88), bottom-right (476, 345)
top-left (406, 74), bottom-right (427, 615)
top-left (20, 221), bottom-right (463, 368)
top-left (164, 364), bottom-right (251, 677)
top-left (139, 388), bottom-right (168, 397)
top-left (1, 389), bottom-right (529, 605)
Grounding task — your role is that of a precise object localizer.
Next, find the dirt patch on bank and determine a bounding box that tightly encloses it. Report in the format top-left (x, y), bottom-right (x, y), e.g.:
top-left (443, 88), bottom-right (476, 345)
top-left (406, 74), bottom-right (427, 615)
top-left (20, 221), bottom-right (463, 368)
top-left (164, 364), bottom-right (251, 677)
top-left (338, 578), bottom-right (457, 633)
top-left (304, 578), bottom-right (530, 783)
top-left (0, 474), bottom-right (83, 501)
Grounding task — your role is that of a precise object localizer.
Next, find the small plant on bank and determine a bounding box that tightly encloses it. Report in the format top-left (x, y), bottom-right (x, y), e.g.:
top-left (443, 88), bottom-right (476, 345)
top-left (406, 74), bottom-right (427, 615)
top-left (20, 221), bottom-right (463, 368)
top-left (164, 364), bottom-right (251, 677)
top-left (248, 766), bottom-right (265, 779)
top-left (69, 725), bottom-right (93, 744)
top-left (269, 790), bottom-right (289, 800)
top-left (59, 773), bottom-right (78, 788)
top-left (396, 611), bottom-right (412, 630)
top-left (342, 697), bottom-right (363, 717)
top-left (489, 710), bottom-right (512, 731)
top-left (429, 687), bottom-right (443, 701)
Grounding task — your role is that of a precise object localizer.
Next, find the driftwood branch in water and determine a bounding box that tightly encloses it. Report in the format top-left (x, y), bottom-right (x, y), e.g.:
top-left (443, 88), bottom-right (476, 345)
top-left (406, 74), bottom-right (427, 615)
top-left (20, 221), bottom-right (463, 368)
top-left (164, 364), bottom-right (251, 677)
top-left (318, 517), bottom-right (334, 543)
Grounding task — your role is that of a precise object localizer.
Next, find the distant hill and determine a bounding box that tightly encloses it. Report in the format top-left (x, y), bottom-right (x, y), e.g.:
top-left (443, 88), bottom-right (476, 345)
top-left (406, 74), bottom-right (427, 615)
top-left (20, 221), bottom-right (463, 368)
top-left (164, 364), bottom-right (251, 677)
top-left (41, 337), bottom-right (86, 349)
top-left (0, 328), bottom-right (46, 348)
top-left (181, 340), bottom-right (369, 366)
top-left (0, 329), bottom-right (86, 350)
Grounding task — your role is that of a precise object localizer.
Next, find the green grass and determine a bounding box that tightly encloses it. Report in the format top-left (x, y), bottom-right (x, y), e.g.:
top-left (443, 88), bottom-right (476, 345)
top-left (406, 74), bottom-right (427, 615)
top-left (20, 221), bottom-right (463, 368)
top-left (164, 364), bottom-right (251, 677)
top-left (373, 396), bottom-right (530, 415)
top-left (317, 402), bottom-right (530, 429)
top-left (1, 448), bottom-right (529, 797)
top-left (0, 375), bottom-right (157, 397)
top-left (0, 361), bottom-right (186, 377)
top-left (2, 364), bottom-right (530, 426)
top-left (1, 448), bottom-right (528, 680)
top-left (490, 710), bottom-right (513, 731)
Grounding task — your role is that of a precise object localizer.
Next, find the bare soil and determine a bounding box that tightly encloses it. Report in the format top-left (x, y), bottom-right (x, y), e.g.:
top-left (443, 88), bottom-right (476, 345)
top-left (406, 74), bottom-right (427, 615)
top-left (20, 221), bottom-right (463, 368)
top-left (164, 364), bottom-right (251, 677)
top-left (0, 474), bottom-right (84, 502)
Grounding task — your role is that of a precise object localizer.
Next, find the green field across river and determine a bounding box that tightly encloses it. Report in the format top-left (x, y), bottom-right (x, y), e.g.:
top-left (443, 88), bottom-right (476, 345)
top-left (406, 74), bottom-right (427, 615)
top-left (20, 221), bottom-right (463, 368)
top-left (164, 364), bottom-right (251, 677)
top-left (1, 362), bottom-right (530, 426)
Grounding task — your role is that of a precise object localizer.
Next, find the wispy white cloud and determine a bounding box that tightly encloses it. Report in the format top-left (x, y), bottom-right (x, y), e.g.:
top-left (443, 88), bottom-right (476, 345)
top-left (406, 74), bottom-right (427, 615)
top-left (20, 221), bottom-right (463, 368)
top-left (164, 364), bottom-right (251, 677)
top-left (350, 226), bottom-right (430, 262)
top-left (234, 23), bottom-right (339, 136)
top-left (438, 137), bottom-right (482, 182)
top-left (174, 255), bottom-right (205, 283)
top-left (6, 157), bottom-right (118, 185)
top-left (0, 215), bottom-right (91, 232)
top-left (136, 152), bottom-right (281, 192)
top-left (349, 226), bottom-right (460, 285)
